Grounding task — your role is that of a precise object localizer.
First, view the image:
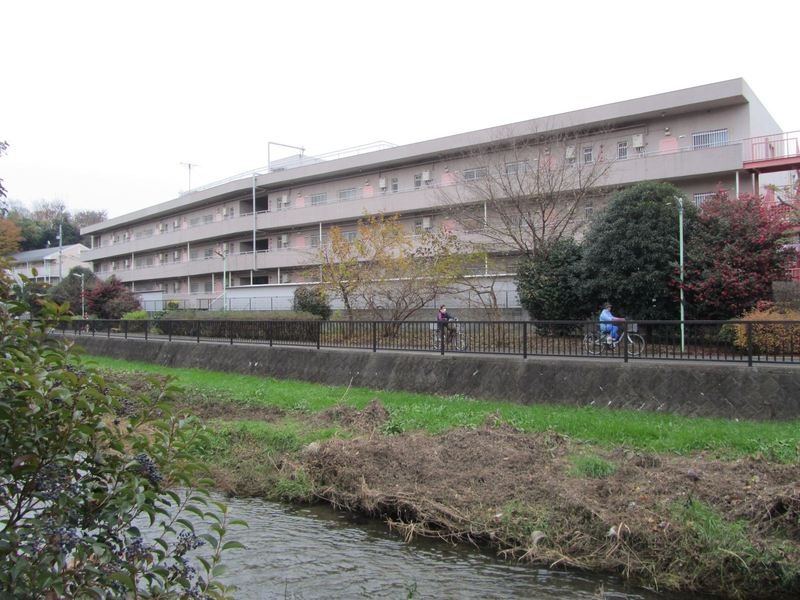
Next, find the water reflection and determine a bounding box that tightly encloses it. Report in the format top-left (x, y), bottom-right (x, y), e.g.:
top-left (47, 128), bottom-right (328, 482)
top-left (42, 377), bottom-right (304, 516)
top-left (215, 496), bottom-right (685, 600)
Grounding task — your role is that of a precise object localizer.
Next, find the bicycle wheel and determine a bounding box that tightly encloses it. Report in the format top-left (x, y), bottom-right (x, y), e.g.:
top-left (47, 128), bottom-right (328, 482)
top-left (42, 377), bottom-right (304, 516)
top-left (625, 334), bottom-right (645, 357)
top-left (583, 332), bottom-right (602, 355)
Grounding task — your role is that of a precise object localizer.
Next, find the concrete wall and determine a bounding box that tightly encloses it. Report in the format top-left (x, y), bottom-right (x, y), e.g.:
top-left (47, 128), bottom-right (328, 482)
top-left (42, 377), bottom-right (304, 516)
top-left (74, 337), bottom-right (800, 421)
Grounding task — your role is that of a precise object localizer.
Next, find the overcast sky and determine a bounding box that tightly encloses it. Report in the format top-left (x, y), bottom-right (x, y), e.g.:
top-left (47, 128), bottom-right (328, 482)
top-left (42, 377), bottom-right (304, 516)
top-left (2, 0), bottom-right (798, 219)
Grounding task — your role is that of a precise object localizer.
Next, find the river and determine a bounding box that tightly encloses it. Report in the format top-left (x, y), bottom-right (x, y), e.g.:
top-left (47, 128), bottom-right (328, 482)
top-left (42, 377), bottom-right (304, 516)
top-left (210, 496), bottom-right (691, 600)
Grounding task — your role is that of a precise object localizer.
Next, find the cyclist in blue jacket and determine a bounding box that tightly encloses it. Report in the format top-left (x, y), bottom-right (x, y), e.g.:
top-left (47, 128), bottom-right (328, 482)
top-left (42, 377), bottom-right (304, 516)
top-left (599, 302), bottom-right (625, 344)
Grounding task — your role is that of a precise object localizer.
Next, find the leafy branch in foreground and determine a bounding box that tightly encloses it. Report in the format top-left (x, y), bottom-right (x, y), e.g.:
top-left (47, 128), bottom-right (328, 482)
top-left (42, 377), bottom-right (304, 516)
top-left (0, 263), bottom-right (245, 598)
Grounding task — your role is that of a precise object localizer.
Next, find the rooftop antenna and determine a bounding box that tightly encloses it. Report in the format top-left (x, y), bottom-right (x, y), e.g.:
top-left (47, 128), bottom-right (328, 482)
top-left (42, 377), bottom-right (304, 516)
top-left (267, 142), bottom-right (305, 171)
top-left (180, 162), bottom-right (200, 191)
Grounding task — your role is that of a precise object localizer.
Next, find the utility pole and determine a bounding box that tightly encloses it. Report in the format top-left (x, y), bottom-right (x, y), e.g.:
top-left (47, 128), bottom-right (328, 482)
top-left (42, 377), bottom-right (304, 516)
top-left (57, 220), bottom-right (63, 281)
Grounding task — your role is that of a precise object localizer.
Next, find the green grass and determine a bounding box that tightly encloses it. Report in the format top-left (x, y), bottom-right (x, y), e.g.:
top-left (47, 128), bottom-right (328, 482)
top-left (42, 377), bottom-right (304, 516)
top-left (85, 355), bottom-right (800, 461)
top-left (568, 454), bottom-right (617, 478)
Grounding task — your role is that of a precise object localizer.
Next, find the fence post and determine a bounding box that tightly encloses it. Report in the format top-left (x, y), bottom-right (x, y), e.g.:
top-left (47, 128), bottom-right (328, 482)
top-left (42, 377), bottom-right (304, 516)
top-left (440, 323), bottom-right (445, 356)
top-left (196, 321), bottom-right (201, 344)
top-left (229, 321), bottom-right (233, 345)
top-left (317, 321), bottom-right (321, 350)
top-left (372, 322), bottom-right (377, 352)
top-left (747, 322), bottom-right (753, 367)
top-left (124, 320), bottom-right (128, 339)
top-left (268, 321), bottom-right (273, 347)
top-left (168, 320), bottom-right (172, 342)
top-left (145, 320), bottom-right (149, 341)
top-left (623, 330), bottom-right (629, 363)
top-left (523, 321), bottom-right (528, 359)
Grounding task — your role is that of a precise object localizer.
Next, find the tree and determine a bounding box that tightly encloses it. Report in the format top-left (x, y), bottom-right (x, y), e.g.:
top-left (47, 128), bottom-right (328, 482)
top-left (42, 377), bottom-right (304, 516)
top-left (318, 213), bottom-right (469, 324)
top-left (8, 201), bottom-right (83, 251)
top-left (318, 226), bottom-right (366, 321)
top-left (73, 208), bottom-right (107, 228)
top-left (438, 132), bottom-right (613, 260)
top-left (87, 276), bottom-right (141, 319)
top-left (582, 182), bottom-right (697, 320)
top-left (47, 265), bottom-right (99, 315)
top-left (0, 265), bottom-right (239, 597)
top-left (683, 191), bottom-right (795, 319)
top-left (293, 285), bottom-right (332, 320)
top-left (0, 218), bottom-right (22, 256)
top-left (352, 213), bottom-right (467, 323)
top-left (516, 238), bottom-right (592, 321)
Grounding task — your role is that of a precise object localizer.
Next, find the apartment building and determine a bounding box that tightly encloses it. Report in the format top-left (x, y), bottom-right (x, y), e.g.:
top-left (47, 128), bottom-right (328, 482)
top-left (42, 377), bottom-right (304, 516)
top-left (81, 78), bottom-right (798, 311)
top-left (11, 244), bottom-right (91, 285)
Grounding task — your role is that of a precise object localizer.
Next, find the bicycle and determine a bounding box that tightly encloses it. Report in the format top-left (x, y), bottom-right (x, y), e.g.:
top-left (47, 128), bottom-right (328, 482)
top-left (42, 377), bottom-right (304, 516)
top-left (583, 323), bottom-right (645, 357)
top-left (430, 318), bottom-right (466, 352)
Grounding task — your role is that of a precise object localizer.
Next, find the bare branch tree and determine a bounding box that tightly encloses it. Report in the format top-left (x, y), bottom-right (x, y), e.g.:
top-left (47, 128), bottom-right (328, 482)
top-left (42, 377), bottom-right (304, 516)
top-left (438, 129), bottom-right (614, 259)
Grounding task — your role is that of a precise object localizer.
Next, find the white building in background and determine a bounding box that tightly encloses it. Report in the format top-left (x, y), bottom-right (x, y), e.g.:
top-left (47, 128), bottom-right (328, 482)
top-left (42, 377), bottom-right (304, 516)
top-left (80, 78), bottom-right (798, 311)
top-left (11, 244), bottom-right (91, 284)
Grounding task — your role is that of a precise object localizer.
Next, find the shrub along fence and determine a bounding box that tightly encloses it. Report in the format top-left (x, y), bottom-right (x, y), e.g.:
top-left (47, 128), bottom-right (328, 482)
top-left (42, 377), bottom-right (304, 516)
top-left (56, 318), bottom-right (800, 366)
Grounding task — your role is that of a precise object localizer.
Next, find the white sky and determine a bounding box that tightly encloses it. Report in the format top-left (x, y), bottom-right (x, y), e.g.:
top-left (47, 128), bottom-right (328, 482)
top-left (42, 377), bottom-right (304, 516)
top-left (2, 0), bottom-right (798, 219)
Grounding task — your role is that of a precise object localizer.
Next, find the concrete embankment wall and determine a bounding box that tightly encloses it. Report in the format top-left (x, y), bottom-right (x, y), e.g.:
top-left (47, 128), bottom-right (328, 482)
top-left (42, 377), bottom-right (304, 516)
top-left (73, 337), bottom-right (800, 421)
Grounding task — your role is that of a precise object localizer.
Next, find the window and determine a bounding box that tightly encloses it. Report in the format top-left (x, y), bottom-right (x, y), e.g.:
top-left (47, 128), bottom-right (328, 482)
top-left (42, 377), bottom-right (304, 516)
top-left (310, 192), bottom-right (327, 206)
top-left (390, 177), bottom-right (399, 193)
top-left (462, 167), bottom-right (487, 182)
top-left (414, 216), bottom-right (432, 231)
top-left (693, 192), bottom-right (715, 207)
top-left (342, 230), bottom-right (357, 243)
top-left (338, 188), bottom-right (357, 202)
top-left (584, 202), bottom-right (594, 221)
top-left (204, 248), bottom-right (214, 259)
top-left (223, 207), bottom-right (236, 219)
top-left (505, 161), bottom-right (529, 176)
top-left (414, 173), bottom-right (423, 189)
top-left (583, 146), bottom-right (593, 164)
top-left (171, 281), bottom-right (180, 293)
top-left (190, 282), bottom-right (201, 293)
top-left (135, 255), bottom-right (154, 268)
top-left (274, 195), bottom-right (291, 211)
top-left (159, 222), bottom-right (169, 233)
top-left (277, 234), bottom-right (290, 249)
top-left (204, 281), bottom-right (213, 293)
top-left (617, 141), bottom-right (628, 160)
top-left (692, 129), bottom-right (728, 150)
top-left (565, 146), bottom-right (576, 164)
top-left (307, 233), bottom-right (327, 248)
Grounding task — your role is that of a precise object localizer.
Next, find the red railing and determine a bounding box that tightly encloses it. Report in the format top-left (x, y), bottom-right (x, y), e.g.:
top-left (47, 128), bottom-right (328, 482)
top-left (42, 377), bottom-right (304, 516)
top-left (743, 130), bottom-right (800, 163)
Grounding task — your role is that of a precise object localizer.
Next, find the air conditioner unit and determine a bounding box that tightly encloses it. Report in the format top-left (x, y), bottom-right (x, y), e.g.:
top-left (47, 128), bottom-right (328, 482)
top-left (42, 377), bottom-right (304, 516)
top-left (565, 146), bottom-right (576, 160)
top-left (422, 217), bottom-right (431, 229)
top-left (632, 134), bottom-right (644, 148)
top-left (378, 177), bottom-right (387, 190)
top-left (124, 259), bottom-right (130, 268)
top-left (280, 234), bottom-right (289, 245)
top-left (422, 171), bottom-right (432, 182)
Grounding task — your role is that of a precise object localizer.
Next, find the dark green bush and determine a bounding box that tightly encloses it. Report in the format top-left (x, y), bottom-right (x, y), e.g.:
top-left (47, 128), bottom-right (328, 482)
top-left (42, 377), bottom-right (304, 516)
top-left (293, 286), bottom-right (332, 320)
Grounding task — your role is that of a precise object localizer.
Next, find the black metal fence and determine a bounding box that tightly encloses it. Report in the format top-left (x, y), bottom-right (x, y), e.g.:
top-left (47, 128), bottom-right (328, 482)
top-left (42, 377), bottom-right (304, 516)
top-left (56, 318), bottom-right (800, 366)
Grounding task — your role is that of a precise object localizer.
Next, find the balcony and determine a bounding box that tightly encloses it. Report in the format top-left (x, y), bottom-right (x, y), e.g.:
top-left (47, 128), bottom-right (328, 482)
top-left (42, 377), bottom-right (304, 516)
top-left (742, 131), bottom-right (800, 174)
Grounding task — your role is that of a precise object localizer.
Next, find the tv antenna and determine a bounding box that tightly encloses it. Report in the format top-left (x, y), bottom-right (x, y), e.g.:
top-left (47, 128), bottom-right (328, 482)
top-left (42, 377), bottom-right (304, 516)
top-left (180, 162), bottom-right (200, 191)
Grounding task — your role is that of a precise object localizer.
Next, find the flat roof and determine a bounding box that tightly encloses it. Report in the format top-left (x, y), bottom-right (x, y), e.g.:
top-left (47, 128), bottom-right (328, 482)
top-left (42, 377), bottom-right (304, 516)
top-left (84, 78), bottom-right (755, 235)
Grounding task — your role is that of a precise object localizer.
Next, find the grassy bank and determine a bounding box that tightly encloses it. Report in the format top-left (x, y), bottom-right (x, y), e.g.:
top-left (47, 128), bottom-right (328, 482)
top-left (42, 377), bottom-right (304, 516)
top-left (87, 355), bottom-right (800, 461)
top-left (93, 356), bottom-right (800, 598)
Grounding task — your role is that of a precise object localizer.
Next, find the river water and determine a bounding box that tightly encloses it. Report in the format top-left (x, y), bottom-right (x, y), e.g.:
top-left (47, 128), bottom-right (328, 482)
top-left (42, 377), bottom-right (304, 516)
top-left (212, 496), bottom-right (689, 600)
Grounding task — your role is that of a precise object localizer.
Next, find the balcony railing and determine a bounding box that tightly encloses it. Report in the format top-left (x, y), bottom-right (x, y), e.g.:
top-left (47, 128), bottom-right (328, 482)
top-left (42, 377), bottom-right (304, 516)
top-left (743, 131), bottom-right (800, 163)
